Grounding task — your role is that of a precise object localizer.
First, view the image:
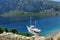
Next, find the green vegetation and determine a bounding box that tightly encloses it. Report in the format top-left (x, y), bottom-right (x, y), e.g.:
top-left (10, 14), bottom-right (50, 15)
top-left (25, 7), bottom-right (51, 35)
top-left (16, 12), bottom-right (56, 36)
top-left (17, 32), bottom-right (33, 37)
top-left (9, 28), bottom-right (18, 33)
top-left (0, 28), bottom-right (4, 34)
top-left (57, 38), bottom-right (60, 40)
top-left (1, 9), bottom-right (60, 17)
top-left (0, 27), bottom-right (42, 37)
top-left (1, 0), bottom-right (60, 17)
top-left (0, 27), bottom-right (8, 33)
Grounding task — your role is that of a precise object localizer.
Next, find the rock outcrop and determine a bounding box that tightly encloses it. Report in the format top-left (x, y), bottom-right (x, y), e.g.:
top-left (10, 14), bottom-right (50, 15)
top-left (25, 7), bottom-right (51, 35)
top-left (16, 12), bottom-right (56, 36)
top-left (0, 32), bottom-right (46, 40)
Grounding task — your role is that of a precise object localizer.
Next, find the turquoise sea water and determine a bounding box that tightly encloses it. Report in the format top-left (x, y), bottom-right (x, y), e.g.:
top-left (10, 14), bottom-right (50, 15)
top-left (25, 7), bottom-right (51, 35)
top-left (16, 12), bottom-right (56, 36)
top-left (0, 16), bottom-right (60, 36)
top-left (52, 0), bottom-right (60, 2)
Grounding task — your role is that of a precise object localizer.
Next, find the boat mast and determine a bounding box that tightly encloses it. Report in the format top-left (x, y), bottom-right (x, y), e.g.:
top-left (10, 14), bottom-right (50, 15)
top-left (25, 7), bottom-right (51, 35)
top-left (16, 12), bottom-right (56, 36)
top-left (35, 19), bottom-right (36, 27)
top-left (30, 16), bottom-right (31, 26)
top-left (30, 16), bottom-right (37, 27)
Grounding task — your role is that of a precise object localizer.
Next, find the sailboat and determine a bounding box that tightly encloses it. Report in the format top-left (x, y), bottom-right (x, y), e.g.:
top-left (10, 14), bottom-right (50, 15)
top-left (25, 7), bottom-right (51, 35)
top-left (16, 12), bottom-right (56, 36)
top-left (27, 17), bottom-right (41, 35)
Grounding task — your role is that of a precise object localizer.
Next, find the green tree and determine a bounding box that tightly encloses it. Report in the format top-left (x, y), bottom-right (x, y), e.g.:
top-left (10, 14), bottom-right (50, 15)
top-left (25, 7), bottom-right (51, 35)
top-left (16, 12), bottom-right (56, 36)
top-left (0, 27), bottom-right (8, 34)
top-left (2, 27), bottom-right (8, 32)
top-left (0, 28), bottom-right (3, 34)
top-left (9, 28), bottom-right (18, 33)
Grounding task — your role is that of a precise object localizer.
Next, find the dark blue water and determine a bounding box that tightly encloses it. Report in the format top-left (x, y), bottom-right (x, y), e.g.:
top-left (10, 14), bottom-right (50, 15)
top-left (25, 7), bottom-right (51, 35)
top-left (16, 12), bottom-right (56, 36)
top-left (0, 16), bottom-right (60, 35)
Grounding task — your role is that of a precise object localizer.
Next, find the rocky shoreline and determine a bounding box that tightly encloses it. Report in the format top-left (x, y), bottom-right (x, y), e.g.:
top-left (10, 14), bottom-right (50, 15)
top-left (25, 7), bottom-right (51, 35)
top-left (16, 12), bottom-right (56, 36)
top-left (0, 32), bottom-right (54, 40)
top-left (0, 32), bottom-right (60, 40)
top-left (0, 32), bottom-right (47, 40)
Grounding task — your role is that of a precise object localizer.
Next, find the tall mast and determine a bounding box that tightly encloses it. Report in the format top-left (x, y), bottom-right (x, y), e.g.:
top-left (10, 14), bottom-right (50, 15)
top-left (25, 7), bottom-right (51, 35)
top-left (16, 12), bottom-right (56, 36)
top-left (35, 19), bottom-right (36, 27)
top-left (30, 16), bottom-right (31, 26)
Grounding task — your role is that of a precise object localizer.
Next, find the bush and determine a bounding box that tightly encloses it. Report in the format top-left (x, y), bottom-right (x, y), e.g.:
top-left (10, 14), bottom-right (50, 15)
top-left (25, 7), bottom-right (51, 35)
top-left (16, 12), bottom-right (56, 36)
top-left (0, 28), bottom-right (3, 34)
top-left (0, 27), bottom-right (8, 33)
top-left (57, 38), bottom-right (60, 40)
top-left (9, 28), bottom-right (18, 33)
top-left (17, 32), bottom-right (33, 37)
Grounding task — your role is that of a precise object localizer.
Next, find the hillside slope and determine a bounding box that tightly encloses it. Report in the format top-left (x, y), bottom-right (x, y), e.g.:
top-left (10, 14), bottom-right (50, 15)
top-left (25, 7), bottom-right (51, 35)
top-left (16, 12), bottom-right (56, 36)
top-left (0, 0), bottom-right (60, 13)
top-left (0, 0), bottom-right (60, 16)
